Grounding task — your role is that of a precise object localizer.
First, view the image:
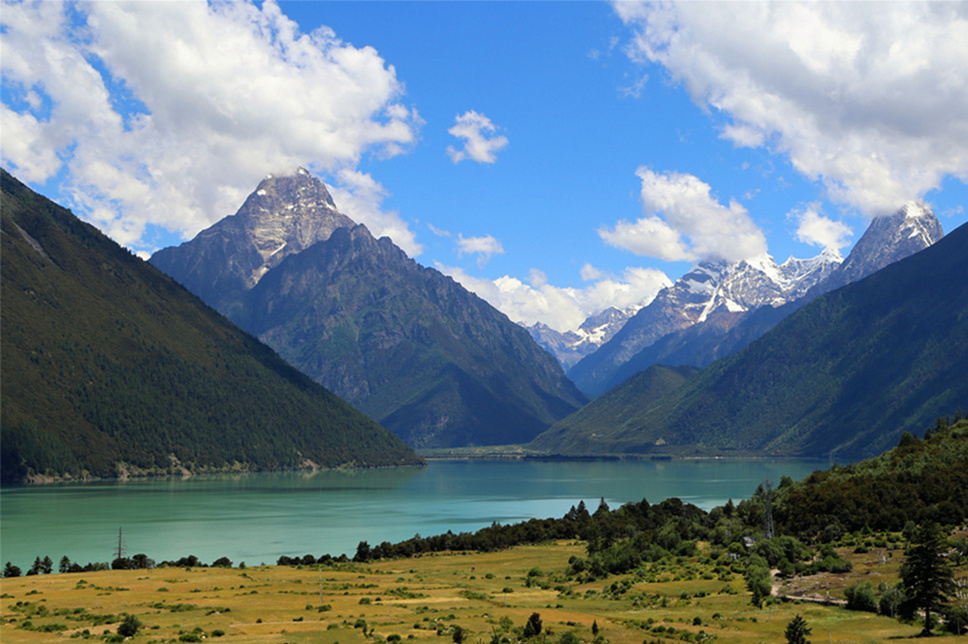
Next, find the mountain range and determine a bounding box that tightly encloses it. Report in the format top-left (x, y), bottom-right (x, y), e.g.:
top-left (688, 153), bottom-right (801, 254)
top-left (0, 169), bottom-right (421, 484)
top-left (560, 203), bottom-right (943, 395)
top-left (151, 170), bottom-right (587, 448)
top-left (530, 216), bottom-right (968, 459)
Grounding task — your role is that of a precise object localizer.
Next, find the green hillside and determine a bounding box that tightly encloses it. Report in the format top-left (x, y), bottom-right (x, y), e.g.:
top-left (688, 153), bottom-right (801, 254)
top-left (532, 220), bottom-right (968, 459)
top-left (529, 364), bottom-right (698, 454)
top-left (0, 169), bottom-right (422, 484)
top-left (777, 417), bottom-right (968, 537)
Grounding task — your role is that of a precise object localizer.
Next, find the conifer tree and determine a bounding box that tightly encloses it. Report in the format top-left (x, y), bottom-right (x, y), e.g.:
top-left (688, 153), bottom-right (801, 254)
top-left (784, 614), bottom-right (811, 644)
top-left (900, 522), bottom-right (955, 635)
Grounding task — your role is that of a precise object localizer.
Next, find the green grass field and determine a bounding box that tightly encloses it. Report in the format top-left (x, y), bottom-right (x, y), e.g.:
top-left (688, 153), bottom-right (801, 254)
top-left (2, 536), bottom-right (965, 643)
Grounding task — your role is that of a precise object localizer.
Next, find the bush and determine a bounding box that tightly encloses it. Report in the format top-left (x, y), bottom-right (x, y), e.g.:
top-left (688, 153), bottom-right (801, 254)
top-left (117, 614), bottom-right (142, 637)
top-left (878, 585), bottom-right (905, 618)
top-left (558, 632), bottom-right (581, 644)
top-left (844, 582), bottom-right (877, 612)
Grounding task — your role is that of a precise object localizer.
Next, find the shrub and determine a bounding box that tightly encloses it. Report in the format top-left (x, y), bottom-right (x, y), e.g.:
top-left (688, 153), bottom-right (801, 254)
top-left (117, 614), bottom-right (142, 637)
top-left (844, 582), bottom-right (878, 612)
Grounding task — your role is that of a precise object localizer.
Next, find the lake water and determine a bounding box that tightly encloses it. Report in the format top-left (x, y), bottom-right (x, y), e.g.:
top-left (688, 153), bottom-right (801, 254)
top-left (0, 459), bottom-right (823, 569)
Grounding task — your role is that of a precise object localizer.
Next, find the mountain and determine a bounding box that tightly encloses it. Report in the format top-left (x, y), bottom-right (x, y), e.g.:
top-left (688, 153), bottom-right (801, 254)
top-left (569, 203), bottom-right (944, 396)
top-left (527, 305), bottom-right (642, 369)
top-left (150, 168), bottom-right (355, 319)
top-left (809, 201), bottom-right (943, 296)
top-left (150, 170), bottom-right (587, 448)
top-left (568, 250), bottom-right (840, 395)
top-left (0, 169), bottom-right (421, 485)
top-left (529, 219), bottom-right (968, 459)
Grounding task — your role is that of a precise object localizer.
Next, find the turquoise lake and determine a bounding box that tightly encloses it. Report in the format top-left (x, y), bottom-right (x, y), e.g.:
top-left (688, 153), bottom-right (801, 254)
top-left (0, 459), bottom-right (823, 569)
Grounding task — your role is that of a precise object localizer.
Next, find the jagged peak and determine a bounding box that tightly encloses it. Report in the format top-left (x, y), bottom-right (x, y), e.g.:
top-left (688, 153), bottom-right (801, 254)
top-left (899, 200), bottom-right (933, 220)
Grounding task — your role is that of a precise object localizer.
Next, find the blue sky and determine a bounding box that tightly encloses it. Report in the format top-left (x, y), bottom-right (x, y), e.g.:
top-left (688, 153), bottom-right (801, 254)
top-left (3, 1), bottom-right (967, 331)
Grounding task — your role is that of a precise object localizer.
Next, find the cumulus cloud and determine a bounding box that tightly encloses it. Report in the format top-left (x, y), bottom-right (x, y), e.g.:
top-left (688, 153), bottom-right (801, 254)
top-left (793, 205), bottom-right (853, 252)
top-left (614, 1), bottom-right (968, 215)
top-left (446, 110), bottom-right (509, 164)
top-left (599, 167), bottom-right (767, 263)
top-left (456, 233), bottom-right (505, 266)
top-left (436, 262), bottom-right (671, 332)
top-left (0, 0), bottom-right (421, 252)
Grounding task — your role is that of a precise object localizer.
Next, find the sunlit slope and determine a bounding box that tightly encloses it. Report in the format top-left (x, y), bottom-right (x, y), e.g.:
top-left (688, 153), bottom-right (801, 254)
top-left (0, 169), bottom-right (422, 484)
top-left (532, 221), bottom-right (968, 459)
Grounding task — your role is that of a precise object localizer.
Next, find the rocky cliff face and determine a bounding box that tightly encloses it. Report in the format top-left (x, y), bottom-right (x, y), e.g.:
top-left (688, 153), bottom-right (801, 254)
top-left (810, 202), bottom-right (944, 296)
top-left (151, 170), bottom-right (586, 448)
top-left (150, 168), bottom-right (354, 316)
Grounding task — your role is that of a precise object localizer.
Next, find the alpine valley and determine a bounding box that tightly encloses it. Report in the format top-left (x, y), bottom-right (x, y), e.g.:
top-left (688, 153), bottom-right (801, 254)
top-left (530, 215), bottom-right (968, 459)
top-left (556, 203), bottom-right (944, 396)
top-left (0, 169), bottom-right (422, 485)
top-left (150, 170), bottom-right (587, 448)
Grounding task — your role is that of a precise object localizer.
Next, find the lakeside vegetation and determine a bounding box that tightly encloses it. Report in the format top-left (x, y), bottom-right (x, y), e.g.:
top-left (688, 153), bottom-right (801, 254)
top-left (3, 419), bottom-right (967, 641)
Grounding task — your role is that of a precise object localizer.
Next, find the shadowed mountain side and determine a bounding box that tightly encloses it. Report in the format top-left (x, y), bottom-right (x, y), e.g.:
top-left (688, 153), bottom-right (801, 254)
top-left (530, 220), bottom-right (968, 459)
top-left (236, 224), bottom-right (588, 448)
top-left (0, 169), bottom-right (421, 484)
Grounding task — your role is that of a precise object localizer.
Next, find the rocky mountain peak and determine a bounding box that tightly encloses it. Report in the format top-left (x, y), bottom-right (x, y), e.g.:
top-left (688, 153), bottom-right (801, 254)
top-left (814, 202), bottom-right (943, 294)
top-left (227, 168), bottom-right (355, 287)
top-left (150, 168), bottom-right (356, 312)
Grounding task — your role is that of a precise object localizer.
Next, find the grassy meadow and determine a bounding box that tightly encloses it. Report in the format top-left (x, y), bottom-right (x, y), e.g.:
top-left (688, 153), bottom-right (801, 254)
top-left (3, 535), bottom-right (965, 644)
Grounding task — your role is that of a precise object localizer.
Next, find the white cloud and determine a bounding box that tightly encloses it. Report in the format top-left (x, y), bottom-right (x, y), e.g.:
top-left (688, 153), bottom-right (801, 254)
top-left (793, 205), bottom-right (853, 252)
top-left (0, 0), bottom-right (422, 252)
top-left (456, 233), bottom-right (505, 266)
top-left (599, 167), bottom-right (767, 263)
top-left (614, 1), bottom-right (968, 216)
top-left (436, 262), bottom-right (671, 332)
top-left (446, 110), bottom-right (509, 164)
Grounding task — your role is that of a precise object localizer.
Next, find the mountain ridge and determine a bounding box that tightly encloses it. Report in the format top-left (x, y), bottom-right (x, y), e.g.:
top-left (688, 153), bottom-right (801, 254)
top-left (530, 218), bottom-right (968, 459)
top-left (565, 203), bottom-right (943, 395)
top-left (151, 171), bottom-right (587, 448)
top-left (566, 248), bottom-right (841, 395)
top-left (1, 168), bottom-right (421, 484)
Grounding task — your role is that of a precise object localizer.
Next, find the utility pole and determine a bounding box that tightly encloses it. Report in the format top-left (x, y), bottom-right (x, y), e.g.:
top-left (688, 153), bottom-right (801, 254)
top-left (115, 527), bottom-right (126, 560)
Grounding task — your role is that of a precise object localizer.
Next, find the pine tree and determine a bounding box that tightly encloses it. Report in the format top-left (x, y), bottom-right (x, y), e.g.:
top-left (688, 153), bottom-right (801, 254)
top-left (523, 613), bottom-right (542, 638)
top-left (784, 614), bottom-right (811, 644)
top-left (900, 522), bottom-right (955, 635)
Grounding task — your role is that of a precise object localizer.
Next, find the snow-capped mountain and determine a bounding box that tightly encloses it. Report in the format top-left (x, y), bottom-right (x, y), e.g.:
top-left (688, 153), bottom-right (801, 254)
top-left (567, 203), bottom-right (943, 395)
top-left (811, 201), bottom-right (944, 296)
top-left (566, 250), bottom-right (841, 393)
top-left (528, 305), bottom-right (642, 369)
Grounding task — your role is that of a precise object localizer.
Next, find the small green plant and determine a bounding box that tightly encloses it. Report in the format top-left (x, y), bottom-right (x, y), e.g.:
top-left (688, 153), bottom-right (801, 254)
top-left (117, 614), bottom-right (141, 637)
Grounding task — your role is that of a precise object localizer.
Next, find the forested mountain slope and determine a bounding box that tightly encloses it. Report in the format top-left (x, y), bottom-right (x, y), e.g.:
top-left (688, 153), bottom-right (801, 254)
top-left (1, 169), bottom-right (421, 484)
